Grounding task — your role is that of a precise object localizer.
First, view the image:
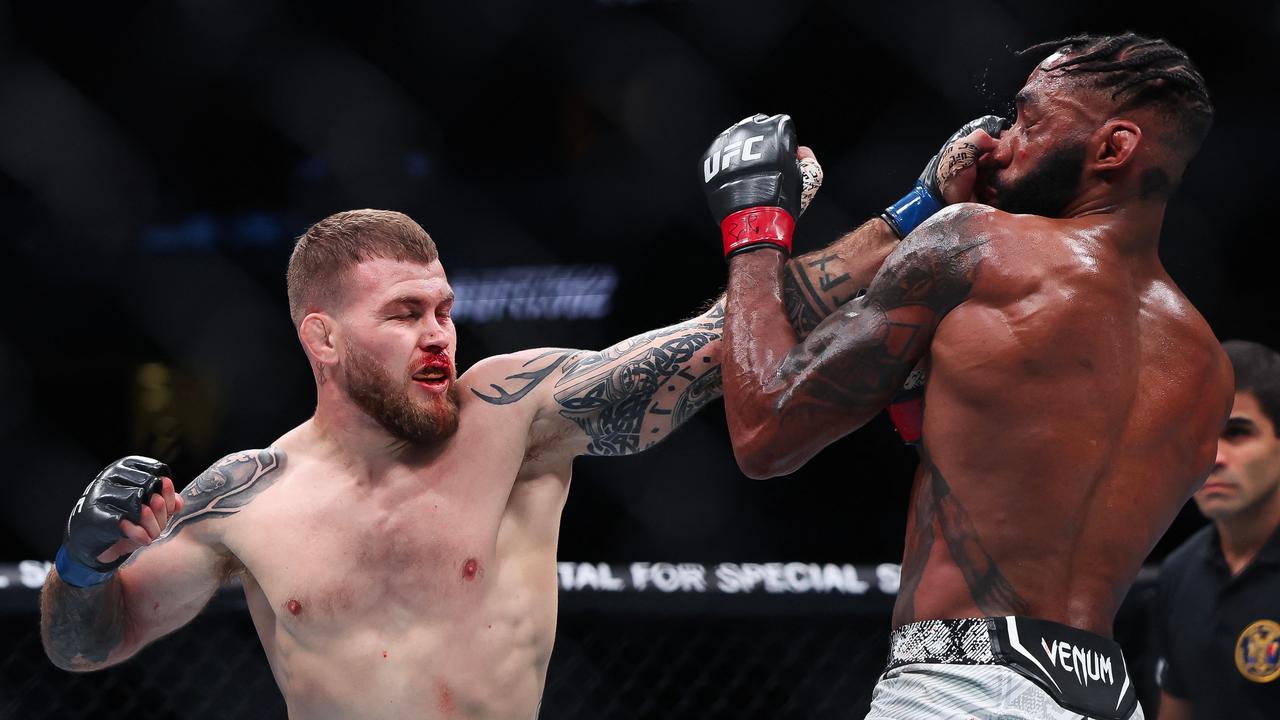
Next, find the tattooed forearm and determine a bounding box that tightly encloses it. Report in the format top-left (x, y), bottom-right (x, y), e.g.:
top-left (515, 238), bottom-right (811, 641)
top-left (470, 320), bottom-right (723, 409)
top-left (775, 300), bottom-right (925, 420)
top-left (40, 448), bottom-right (283, 671)
top-left (40, 578), bottom-right (126, 670)
top-left (558, 305), bottom-right (722, 379)
top-left (779, 217), bottom-right (900, 339)
top-left (772, 210), bottom-right (987, 423)
top-left (782, 254), bottom-right (861, 337)
top-left (554, 316), bottom-right (723, 455)
top-left (673, 366), bottom-right (723, 427)
top-left (159, 448), bottom-right (285, 542)
top-left (477, 303), bottom-right (726, 456)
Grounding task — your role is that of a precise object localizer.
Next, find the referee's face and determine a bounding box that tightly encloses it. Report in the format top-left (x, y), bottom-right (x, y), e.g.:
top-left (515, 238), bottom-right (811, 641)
top-left (1195, 392), bottom-right (1280, 521)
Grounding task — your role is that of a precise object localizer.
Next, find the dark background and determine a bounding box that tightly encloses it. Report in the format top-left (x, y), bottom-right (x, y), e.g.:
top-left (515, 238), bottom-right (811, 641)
top-left (2, 0), bottom-right (1276, 570)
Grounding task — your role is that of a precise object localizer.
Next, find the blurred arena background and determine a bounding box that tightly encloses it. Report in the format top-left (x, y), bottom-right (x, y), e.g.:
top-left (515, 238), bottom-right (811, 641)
top-left (1, 0), bottom-right (1277, 717)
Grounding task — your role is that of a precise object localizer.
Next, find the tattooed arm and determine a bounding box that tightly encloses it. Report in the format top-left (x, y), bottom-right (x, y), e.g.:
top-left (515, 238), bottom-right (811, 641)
top-left (723, 205), bottom-right (993, 478)
top-left (468, 303), bottom-right (726, 458)
top-left (781, 218), bottom-right (899, 336)
top-left (463, 219), bottom-right (897, 460)
top-left (41, 449), bottom-right (283, 671)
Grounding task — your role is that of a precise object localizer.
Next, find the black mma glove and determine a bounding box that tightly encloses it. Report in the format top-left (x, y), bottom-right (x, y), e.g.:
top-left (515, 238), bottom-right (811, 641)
top-left (701, 113), bottom-right (802, 258)
top-left (56, 456), bottom-right (169, 587)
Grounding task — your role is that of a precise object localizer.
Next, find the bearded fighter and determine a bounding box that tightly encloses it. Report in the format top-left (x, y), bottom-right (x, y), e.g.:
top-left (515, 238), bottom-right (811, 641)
top-left (39, 186), bottom-right (897, 719)
top-left (706, 33), bottom-right (1232, 719)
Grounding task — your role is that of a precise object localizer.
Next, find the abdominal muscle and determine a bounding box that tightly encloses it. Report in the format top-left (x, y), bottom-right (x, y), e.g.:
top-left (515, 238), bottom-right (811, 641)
top-left (240, 547), bottom-right (559, 720)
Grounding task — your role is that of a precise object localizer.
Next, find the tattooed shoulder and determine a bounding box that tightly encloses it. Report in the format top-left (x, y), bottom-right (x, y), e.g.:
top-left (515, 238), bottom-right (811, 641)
top-left (874, 204), bottom-right (993, 313)
top-left (470, 350), bottom-right (578, 406)
top-left (161, 448), bottom-right (286, 540)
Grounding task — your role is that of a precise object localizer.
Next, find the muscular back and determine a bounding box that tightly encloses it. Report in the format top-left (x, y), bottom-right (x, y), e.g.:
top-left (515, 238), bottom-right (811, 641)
top-left (896, 211), bottom-right (1230, 634)
top-left (722, 204), bottom-right (1229, 636)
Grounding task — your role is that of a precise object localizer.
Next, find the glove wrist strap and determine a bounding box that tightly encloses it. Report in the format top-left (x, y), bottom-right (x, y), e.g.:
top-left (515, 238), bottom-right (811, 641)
top-left (55, 545), bottom-right (115, 588)
top-left (721, 207), bottom-right (795, 258)
top-left (881, 180), bottom-right (943, 239)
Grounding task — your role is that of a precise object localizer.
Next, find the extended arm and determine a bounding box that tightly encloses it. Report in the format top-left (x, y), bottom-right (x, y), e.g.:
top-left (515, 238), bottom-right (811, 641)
top-left (723, 205), bottom-right (992, 477)
top-left (470, 302), bottom-right (727, 457)
top-left (699, 113), bottom-right (1004, 476)
top-left (466, 215), bottom-right (899, 460)
top-left (782, 218), bottom-right (899, 336)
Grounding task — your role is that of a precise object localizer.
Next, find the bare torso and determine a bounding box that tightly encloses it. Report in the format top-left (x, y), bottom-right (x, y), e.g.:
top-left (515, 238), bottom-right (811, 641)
top-left (220, 380), bottom-right (573, 720)
top-left (893, 212), bottom-right (1229, 634)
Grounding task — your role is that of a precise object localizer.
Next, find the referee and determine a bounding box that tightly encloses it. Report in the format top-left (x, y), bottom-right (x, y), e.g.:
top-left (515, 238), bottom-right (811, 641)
top-left (1153, 340), bottom-right (1280, 719)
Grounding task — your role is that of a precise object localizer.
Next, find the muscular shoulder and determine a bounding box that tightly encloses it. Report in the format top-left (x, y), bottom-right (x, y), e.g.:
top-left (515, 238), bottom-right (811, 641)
top-left (164, 448), bottom-right (288, 541)
top-left (1142, 278), bottom-right (1233, 410)
top-left (902, 203), bottom-right (1004, 255)
top-left (873, 203), bottom-right (1004, 311)
top-left (460, 349), bottom-right (583, 409)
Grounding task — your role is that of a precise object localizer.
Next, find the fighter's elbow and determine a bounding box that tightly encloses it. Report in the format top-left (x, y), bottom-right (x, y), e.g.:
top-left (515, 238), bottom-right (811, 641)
top-left (734, 453), bottom-right (785, 480)
top-left (730, 427), bottom-right (794, 480)
top-left (40, 637), bottom-right (112, 673)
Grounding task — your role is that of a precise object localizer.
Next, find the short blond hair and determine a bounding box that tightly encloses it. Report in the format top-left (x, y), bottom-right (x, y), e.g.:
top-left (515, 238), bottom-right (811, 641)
top-left (286, 209), bottom-right (439, 326)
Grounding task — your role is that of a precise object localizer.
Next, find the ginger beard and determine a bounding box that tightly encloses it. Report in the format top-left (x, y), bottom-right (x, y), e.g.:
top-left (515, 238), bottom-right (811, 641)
top-left (341, 343), bottom-right (460, 445)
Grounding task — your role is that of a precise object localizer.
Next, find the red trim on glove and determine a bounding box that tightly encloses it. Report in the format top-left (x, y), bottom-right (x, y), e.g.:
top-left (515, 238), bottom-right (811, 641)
top-left (721, 207), bottom-right (795, 257)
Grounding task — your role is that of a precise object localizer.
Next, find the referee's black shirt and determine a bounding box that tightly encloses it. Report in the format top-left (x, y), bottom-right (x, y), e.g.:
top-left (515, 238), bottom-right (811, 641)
top-left (1152, 522), bottom-right (1280, 718)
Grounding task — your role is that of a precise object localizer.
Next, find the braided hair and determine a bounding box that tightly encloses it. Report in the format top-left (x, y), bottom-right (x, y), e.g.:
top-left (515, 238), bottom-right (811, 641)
top-left (1020, 32), bottom-right (1213, 152)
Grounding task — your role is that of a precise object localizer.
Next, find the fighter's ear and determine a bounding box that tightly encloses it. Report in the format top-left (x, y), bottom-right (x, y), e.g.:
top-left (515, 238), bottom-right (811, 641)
top-left (1092, 119), bottom-right (1142, 171)
top-left (299, 312), bottom-right (340, 367)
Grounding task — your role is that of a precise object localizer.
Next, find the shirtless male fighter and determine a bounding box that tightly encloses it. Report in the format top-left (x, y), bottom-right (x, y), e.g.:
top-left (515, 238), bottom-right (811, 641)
top-left (704, 33), bottom-right (1232, 719)
top-left (39, 183), bottom-right (894, 718)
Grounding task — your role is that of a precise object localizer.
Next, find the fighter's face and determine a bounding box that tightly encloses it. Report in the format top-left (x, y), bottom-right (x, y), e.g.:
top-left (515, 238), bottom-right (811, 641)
top-left (976, 66), bottom-right (1096, 217)
top-left (1195, 392), bottom-right (1280, 521)
top-left (337, 258), bottom-right (461, 445)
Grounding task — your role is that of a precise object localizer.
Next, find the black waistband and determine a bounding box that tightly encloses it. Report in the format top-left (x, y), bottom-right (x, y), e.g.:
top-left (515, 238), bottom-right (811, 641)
top-left (886, 617), bottom-right (1138, 720)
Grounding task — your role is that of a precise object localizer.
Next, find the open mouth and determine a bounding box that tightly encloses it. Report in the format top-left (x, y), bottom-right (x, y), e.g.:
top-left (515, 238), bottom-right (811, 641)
top-left (411, 364), bottom-right (451, 391)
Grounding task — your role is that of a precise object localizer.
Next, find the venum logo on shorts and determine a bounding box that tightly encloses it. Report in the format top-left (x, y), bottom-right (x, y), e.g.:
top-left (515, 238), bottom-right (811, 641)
top-left (1236, 619), bottom-right (1280, 683)
top-left (703, 134), bottom-right (765, 182)
top-left (1039, 637), bottom-right (1115, 686)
